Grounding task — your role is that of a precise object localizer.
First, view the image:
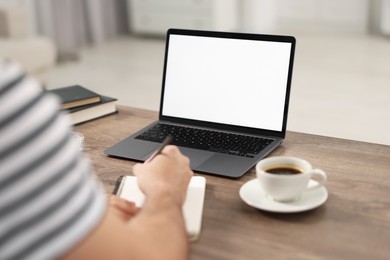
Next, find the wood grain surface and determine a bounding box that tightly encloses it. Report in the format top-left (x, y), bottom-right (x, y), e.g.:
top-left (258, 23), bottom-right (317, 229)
top-left (75, 105), bottom-right (390, 260)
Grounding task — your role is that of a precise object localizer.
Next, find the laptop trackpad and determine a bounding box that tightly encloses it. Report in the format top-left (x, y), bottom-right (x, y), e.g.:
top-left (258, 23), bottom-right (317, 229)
top-left (178, 147), bottom-right (214, 168)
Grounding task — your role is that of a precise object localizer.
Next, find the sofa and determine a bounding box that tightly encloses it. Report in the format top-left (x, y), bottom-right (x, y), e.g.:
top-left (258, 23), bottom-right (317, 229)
top-left (0, 5), bottom-right (57, 84)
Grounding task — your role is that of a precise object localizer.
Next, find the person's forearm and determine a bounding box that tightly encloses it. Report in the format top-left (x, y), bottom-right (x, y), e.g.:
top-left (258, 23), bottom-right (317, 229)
top-left (62, 148), bottom-right (192, 260)
top-left (61, 194), bottom-right (188, 260)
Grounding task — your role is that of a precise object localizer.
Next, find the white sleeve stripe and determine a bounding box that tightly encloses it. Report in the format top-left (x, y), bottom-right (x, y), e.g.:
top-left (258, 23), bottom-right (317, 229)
top-left (30, 188), bottom-right (106, 260)
top-left (0, 88), bottom-right (43, 129)
top-left (0, 73), bottom-right (25, 96)
top-left (0, 156), bottom-right (91, 231)
top-left (7, 181), bottom-right (103, 260)
top-left (0, 96), bottom-right (58, 160)
top-left (0, 96), bottom-right (68, 181)
top-left (0, 128), bottom-right (80, 205)
top-left (0, 128), bottom-right (70, 191)
top-left (0, 165), bottom-right (92, 246)
top-left (0, 154), bottom-right (81, 218)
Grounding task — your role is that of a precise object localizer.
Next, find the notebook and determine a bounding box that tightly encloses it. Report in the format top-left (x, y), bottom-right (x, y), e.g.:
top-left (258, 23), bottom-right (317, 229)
top-left (105, 28), bottom-right (296, 178)
top-left (113, 175), bottom-right (206, 241)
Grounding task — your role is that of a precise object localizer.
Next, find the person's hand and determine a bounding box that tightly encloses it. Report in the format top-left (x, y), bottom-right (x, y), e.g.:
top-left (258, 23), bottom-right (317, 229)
top-left (108, 194), bottom-right (139, 221)
top-left (133, 145), bottom-right (193, 207)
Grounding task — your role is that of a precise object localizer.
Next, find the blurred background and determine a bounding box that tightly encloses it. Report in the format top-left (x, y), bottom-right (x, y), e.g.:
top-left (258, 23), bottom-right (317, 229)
top-left (1, 0), bottom-right (389, 145)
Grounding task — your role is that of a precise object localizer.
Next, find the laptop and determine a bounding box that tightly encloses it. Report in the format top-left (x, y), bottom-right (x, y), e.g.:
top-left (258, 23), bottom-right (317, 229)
top-left (105, 28), bottom-right (296, 178)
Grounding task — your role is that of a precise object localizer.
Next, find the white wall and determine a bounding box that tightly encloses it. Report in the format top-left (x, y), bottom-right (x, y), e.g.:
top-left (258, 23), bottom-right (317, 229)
top-left (240, 0), bottom-right (277, 33)
top-left (278, 0), bottom-right (369, 34)
top-left (242, 0), bottom-right (373, 34)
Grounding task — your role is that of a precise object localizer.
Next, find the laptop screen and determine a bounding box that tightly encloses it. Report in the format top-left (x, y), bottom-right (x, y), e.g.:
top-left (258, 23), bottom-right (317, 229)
top-left (161, 30), bottom-right (294, 133)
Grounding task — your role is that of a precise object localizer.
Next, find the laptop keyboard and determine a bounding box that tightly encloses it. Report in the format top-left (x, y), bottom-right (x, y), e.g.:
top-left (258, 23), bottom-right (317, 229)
top-left (135, 123), bottom-right (273, 158)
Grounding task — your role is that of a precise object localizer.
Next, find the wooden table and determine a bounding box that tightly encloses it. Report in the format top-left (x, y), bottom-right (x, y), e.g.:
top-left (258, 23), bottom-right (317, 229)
top-left (75, 105), bottom-right (390, 260)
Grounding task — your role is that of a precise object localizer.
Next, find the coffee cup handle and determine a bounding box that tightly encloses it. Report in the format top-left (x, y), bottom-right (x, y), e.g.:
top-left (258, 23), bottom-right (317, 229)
top-left (307, 169), bottom-right (327, 190)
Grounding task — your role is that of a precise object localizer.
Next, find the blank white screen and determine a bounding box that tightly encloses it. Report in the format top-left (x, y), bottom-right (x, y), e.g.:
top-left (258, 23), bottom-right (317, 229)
top-left (162, 35), bottom-right (292, 131)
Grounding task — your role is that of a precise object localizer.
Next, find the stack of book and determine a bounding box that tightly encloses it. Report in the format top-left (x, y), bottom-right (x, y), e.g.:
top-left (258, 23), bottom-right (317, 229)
top-left (48, 85), bottom-right (117, 125)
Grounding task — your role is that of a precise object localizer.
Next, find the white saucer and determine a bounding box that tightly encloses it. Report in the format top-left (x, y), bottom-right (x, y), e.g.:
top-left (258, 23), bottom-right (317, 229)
top-left (239, 179), bottom-right (328, 213)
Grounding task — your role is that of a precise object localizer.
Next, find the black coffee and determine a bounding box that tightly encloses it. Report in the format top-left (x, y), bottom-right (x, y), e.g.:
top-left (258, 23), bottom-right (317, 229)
top-left (266, 167), bottom-right (302, 175)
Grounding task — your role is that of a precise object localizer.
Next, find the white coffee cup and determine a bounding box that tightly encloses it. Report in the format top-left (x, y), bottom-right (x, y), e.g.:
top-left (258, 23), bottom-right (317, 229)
top-left (256, 156), bottom-right (327, 202)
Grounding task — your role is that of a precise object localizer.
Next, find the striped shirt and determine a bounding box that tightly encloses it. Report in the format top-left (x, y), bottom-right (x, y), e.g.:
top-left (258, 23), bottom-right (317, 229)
top-left (0, 60), bottom-right (106, 259)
